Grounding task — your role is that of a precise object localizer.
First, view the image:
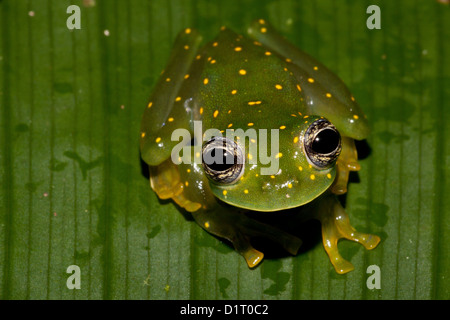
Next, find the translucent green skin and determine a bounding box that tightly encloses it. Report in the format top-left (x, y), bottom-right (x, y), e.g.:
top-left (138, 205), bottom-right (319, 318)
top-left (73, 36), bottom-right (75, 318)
top-left (140, 21), bottom-right (369, 212)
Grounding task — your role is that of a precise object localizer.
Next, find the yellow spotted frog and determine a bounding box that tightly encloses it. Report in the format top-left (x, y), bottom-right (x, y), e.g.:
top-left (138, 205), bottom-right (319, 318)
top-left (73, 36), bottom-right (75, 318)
top-left (140, 20), bottom-right (380, 274)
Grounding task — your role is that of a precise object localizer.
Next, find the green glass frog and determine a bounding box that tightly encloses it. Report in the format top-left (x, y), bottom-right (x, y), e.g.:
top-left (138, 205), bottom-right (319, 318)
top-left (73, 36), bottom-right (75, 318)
top-left (140, 19), bottom-right (380, 274)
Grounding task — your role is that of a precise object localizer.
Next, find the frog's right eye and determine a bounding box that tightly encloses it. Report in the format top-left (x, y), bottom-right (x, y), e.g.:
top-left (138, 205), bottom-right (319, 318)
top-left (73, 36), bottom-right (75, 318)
top-left (303, 119), bottom-right (342, 169)
top-left (202, 137), bottom-right (244, 184)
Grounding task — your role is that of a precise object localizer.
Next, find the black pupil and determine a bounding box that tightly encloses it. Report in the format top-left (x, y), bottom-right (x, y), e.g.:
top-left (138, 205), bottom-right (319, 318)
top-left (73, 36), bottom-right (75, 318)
top-left (204, 148), bottom-right (235, 172)
top-left (312, 129), bottom-right (340, 154)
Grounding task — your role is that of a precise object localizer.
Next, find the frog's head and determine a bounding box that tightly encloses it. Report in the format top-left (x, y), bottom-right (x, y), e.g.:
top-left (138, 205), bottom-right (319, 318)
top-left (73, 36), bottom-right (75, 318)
top-left (201, 115), bottom-right (341, 211)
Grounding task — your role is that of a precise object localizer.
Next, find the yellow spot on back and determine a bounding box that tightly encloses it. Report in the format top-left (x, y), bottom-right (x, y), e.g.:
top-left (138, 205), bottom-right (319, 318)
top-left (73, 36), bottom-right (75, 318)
top-left (222, 190), bottom-right (227, 196)
top-left (296, 84), bottom-right (302, 92)
top-left (308, 78), bottom-right (315, 83)
top-left (210, 59), bottom-right (216, 64)
top-left (212, 42), bottom-right (218, 47)
top-left (168, 117), bottom-right (174, 122)
top-left (293, 136), bottom-right (299, 144)
top-left (239, 69), bottom-right (247, 75)
top-left (288, 183), bottom-right (293, 189)
top-left (351, 96), bottom-right (356, 101)
top-left (327, 173), bottom-right (332, 179)
top-left (234, 46), bottom-right (242, 52)
top-left (265, 51), bottom-right (272, 56)
top-left (203, 78), bottom-right (209, 85)
top-left (298, 166), bottom-right (303, 171)
top-left (254, 41), bottom-right (262, 46)
top-left (213, 110), bottom-right (219, 118)
top-left (286, 58), bottom-right (292, 63)
top-left (248, 153), bottom-right (253, 160)
top-left (231, 89), bottom-right (237, 95)
top-left (261, 27), bottom-right (267, 33)
top-left (259, 19), bottom-right (266, 24)
top-left (279, 125), bottom-right (286, 130)
top-left (247, 122), bottom-right (254, 127)
top-left (141, 132), bottom-right (146, 138)
top-left (326, 93), bottom-right (332, 98)
top-left (184, 74), bottom-right (190, 79)
top-left (175, 96), bottom-right (181, 102)
top-left (184, 45), bottom-right (189, 50)
top-left (270, 175), bottom-right (275, 179)
top-left (185, 181), bottom-right (189, 187)
top-left (155, 137), bottom-right (161, 143)
top-left (166, 77), bottom-right (171, 82)
top-left (275, 153), bottom-right (282, 159)
top-left (244, 189), bottom-right (249, 194)
top-left (313, 66), bottom-right (318, 70)
top-left (228, 123), bottom-right (233, 128)
top-left (187, 169), bottom-right (191, 173)
top-left (353, 114), bottom-right (359, 120)
top-left (196, 54), bottom-right (201, 60)
top-left (147, 102), bottom-right (153, 108)
top-left (199, 107), bottom-right (204, 115)
top-left (275, 84), bottom-right (283, 90)
top-left (204, 222), bottom-right (210, 228)
top-left (185, 28), bottom-right (191, 34)
top-left (310, 174), bottom-right (316, 180)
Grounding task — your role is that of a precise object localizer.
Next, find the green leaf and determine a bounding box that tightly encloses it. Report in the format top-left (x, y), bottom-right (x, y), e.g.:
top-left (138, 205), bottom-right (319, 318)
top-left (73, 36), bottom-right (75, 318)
top-left (0, 0), bottom-right (449, 300)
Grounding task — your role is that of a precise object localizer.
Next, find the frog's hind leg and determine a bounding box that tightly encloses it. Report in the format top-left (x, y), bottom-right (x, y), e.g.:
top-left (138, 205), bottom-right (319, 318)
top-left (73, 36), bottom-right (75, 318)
top-left (317, 194), bottom-right (380, 274)
top-left (332, 136), bottom-right (361, 195)
top-left (192, 207), bottom-right (302, 268)
top-left (149, 159), bottom-right (202, 212)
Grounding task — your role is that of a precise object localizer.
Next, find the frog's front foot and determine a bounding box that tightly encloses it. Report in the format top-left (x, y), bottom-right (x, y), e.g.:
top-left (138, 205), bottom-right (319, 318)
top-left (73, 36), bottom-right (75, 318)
top-left (331, 136), bottom-right (361, 195)
top-left (317, 194), bottom-right (380, 274)
top-left (193, 208), bottom-right (302, 268)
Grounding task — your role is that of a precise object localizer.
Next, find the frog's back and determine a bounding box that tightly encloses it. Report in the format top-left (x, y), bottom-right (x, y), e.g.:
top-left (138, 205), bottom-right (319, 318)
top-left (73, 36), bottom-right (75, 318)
top-left (191, 28), bottom-right (309, 131)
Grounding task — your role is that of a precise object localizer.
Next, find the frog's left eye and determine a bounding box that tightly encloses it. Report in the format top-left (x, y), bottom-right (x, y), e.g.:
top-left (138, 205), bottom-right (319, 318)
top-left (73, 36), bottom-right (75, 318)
top-left (202, 137), bottom-right (244, 184)
top-left (303, 119), bottom-right (342, 169)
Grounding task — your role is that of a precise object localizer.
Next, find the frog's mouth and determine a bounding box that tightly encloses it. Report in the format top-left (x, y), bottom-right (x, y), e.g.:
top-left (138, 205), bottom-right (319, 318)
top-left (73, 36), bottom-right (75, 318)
top-left (208, 167), bottom-right (336, 212)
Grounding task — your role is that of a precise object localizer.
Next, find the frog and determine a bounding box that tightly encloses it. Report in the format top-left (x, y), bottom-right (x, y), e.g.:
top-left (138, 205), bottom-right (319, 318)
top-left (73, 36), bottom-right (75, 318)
top-left (140, 19), bottom-right (380, 274)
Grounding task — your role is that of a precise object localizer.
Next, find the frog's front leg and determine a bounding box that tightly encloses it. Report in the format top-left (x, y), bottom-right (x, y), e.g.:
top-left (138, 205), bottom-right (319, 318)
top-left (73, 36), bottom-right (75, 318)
top-left (331, 136), bottom-right (361, 195)
top-left (314, 193), bottom-right (380, 274)
top-left (149, 159), bottom-right (202, 212)
top-left (192, 205), bottom-right (302, 268)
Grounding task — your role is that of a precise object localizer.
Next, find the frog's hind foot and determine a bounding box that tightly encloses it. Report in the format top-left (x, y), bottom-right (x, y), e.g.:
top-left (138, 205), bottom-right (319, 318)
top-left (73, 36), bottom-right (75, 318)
top-left (331, 136), bottom-right (361, 195)
top-left (318, 195), bottom-right (380, 274)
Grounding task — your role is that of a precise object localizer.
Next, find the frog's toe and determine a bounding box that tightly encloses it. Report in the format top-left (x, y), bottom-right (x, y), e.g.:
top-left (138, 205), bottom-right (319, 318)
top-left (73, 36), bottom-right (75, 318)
top-left (231, 231), bottom-right (265, 268)
top-left (244, 249), bottom-right (265, 268)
